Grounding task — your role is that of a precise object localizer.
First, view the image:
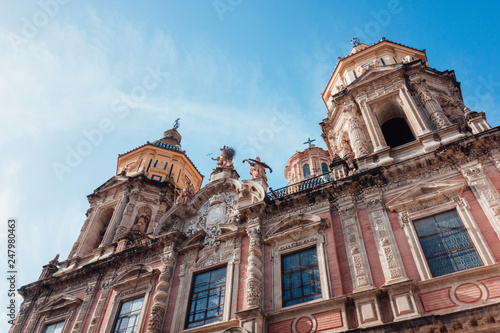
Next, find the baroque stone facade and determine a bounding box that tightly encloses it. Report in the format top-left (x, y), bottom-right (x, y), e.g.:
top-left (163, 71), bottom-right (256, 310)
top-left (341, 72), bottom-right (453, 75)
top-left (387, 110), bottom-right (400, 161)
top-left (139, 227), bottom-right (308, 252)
top-left (11, 39), bottom-right (500, 333)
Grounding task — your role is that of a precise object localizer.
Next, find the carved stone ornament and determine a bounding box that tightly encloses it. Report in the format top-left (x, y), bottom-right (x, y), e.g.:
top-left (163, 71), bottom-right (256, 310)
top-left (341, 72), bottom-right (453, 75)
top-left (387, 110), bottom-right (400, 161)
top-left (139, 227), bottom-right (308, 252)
top-left (186, 193), bottom-right (239, 247)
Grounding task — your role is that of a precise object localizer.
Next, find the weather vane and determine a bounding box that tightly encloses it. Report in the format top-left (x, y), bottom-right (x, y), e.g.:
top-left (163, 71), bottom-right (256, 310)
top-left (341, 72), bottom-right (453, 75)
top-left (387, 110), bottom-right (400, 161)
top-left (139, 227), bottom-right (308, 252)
top-left (173, 118), bottom-right (180, 129)
top-left (351, 37), bottom-right (361, 47)
top-left (303, 137), bottom-right (316, 148)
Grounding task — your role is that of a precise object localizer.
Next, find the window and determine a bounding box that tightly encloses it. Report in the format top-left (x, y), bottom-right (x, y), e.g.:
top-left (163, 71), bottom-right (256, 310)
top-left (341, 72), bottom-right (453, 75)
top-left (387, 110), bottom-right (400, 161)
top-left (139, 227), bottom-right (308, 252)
top-left (282, 247), bottom-right (322, 307)
top-left (303, 164), bottom-right (311, 179)
top-left (321, 163), bottom-right (329, 175)
top-left (414, 210), bottom-right (482, 277)
top-left (43, 321), bottom-right (65, 333)
top-left (112, 296), bottom-right (145, 333)
top-left (186, 266), bottom-right (227, 328)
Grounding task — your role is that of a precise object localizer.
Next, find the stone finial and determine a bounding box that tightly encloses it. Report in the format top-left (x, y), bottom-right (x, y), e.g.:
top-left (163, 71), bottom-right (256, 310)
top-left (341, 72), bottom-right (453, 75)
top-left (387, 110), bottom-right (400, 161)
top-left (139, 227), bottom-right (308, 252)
top-left (38, 254), bottom-right (60, 280)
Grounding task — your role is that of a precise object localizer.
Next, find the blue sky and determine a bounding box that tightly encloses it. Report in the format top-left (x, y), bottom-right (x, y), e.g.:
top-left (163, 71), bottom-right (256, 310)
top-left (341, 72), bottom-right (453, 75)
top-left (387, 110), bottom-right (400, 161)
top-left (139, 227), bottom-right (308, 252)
top-left (1, 0), bottom-right (499, 328)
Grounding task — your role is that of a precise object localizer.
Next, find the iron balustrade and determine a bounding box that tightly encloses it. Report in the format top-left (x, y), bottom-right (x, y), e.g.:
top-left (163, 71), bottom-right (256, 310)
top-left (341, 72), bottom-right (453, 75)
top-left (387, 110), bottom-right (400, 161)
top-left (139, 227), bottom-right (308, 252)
top-left (267, 173), bottom-right (336, 200)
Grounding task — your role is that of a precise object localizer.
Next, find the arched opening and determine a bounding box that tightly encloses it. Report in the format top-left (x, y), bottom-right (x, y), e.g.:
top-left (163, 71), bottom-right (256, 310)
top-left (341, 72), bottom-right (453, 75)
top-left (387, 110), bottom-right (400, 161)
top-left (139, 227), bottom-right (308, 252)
top-left (375, 100), bottom-right (416, 149)
top-left (81, 207), bottom-right (115, 255)
top-left (381, 118), bottom-right (415, 148)
top-left (303, 164), bottom-right (310, 179)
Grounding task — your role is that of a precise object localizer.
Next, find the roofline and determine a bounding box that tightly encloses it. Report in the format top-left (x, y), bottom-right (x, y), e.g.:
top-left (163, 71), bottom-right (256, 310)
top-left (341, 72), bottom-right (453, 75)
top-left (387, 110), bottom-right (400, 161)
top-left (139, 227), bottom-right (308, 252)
top-left (116, 143), bottom-right (203, 177)
top-left (321, 38), bottom-right (427, 101)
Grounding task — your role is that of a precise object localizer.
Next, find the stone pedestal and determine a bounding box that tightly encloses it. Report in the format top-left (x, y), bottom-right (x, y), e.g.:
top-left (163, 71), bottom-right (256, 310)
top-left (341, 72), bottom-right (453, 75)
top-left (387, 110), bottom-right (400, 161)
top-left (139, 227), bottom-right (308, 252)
top-left (210, 168), bottom-right (240, 182)
top-left (235, 308), bottom-right (265, 333)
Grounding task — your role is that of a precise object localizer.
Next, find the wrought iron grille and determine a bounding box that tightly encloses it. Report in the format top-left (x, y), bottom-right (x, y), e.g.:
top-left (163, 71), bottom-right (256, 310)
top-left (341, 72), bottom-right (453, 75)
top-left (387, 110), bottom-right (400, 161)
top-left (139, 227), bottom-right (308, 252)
top-left (414, 210), bottom-right (482, 277)
top-left (268, 173), bottom-right (335, 200)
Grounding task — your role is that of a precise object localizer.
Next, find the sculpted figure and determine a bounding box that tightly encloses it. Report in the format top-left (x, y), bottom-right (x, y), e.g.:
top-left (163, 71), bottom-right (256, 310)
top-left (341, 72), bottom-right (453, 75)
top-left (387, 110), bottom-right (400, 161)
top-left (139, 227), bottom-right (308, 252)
top-left (339, 135), bottom-right (355, 169)
top-left (212, 145), bottom-right (235, 169)
top-left (243, 157), bottom-right (273, 180)
top-left (175, 182), bottom-right (195, 205)
top-left (133, 213), bottom-right (150, 233)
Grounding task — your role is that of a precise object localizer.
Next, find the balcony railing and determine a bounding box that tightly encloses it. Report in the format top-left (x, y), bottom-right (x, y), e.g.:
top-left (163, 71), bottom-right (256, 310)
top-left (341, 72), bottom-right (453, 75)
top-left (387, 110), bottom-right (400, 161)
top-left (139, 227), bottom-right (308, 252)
top-left (267, 173), bottom-right (335, 201)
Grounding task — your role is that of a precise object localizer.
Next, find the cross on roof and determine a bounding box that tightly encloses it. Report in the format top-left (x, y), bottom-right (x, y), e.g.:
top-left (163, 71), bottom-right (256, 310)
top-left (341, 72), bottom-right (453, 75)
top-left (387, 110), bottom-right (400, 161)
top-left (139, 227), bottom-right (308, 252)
top-left (303, 137), bottom-right (316, 148)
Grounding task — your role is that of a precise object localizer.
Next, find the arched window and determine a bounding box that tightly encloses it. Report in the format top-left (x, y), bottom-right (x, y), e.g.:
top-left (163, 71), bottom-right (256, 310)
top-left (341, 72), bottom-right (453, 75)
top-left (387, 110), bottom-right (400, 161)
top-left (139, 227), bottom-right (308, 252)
top-left (321, 163), bottom-right (329, 175)
top-left (381, 118), bottom-right (415, 148)
top-left (303, 164), bottom-right (310, 179)
top-left (375, 101), bottom-right (416, 149)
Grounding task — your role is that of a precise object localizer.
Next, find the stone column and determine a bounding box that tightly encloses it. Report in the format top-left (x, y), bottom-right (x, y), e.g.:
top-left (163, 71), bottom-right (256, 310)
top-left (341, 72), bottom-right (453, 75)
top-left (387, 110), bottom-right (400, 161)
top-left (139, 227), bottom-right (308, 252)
top-left (236, 218), bottom-right (265, 333)
top-left (411, 79), bottom-right (451, 130)
top-left (245, 221), bottom-right (263, 310)
top-left (461, 161), bottom-right (500, 240)
top-left (147, 243), bottom-right (178, 333)
top-left (346, 108), bottom-right (370, 157)
top-left (364, 192), bottom-right (407, 284)
top-left (102, 192), bottom-right (129, 245)
top-left (336, 197), bottom-right (374, 291)
top-left (356, 99), bottom-right (387, 152)
top-left (113, 193), bottom-right (138, 242)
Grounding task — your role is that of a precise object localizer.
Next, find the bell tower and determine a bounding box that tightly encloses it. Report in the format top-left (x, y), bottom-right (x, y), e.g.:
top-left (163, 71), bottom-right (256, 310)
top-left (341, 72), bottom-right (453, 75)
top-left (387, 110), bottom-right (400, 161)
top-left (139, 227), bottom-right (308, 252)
top-left (65, 123), bottom-right (203, 264)
top-left (320, 38), bottom-right (492, 175)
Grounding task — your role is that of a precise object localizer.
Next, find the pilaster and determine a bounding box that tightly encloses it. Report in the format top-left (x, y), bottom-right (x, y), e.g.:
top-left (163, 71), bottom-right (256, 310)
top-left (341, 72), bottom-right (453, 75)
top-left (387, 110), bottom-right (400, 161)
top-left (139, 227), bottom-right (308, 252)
top-left (363, 191), bottom-right (408, 285)
top-left (460, 161), bottom-right (500, 240)
top-left (335, 196), bottom-right (374, 291)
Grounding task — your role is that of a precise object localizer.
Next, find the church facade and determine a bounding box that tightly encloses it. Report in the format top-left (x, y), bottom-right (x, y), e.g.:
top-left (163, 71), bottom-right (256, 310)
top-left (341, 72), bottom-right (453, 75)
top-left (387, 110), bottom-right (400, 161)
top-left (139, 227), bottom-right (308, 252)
top-left (11, 39), bottom-right (500, 333)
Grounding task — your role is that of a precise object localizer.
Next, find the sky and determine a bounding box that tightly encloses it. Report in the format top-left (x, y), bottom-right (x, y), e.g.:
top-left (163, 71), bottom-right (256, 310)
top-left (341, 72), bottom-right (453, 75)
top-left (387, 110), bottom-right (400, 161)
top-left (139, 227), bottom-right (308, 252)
top-left (1, 0), bottom-right (499, 329)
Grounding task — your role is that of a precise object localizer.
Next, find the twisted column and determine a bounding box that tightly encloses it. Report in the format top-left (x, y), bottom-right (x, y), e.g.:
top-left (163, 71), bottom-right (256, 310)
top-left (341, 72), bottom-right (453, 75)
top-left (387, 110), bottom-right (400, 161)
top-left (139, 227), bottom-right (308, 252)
top-left (245, 220), bottom-right (263, 309)
top-left (147, 244), bottom-right (177, 333)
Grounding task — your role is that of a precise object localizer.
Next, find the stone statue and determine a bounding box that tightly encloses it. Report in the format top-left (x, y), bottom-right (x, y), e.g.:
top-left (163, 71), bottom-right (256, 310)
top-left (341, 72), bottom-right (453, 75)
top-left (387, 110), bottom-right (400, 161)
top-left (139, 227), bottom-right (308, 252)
top-left (243, 157), bottom-right (272, 180)
top-left (132, 213), bottom-right (151, 233)
top-left (175, 182), bottom-right (195, 205)
top-left (212, 145), bottom-right (235, 169)
top-left (339, 134), bottom-right (355, 169)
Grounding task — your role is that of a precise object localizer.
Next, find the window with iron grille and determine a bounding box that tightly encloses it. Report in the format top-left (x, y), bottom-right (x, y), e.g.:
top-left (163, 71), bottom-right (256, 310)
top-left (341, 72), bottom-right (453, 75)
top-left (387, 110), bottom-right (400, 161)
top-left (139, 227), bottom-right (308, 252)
top-left (282, 247), bottom-right (322, 307)
top-left (414, 210), bottom-right (483, 277)
top-left (43, 321), bottom-right (65, 333)
top-left (186, 266), bottom-right (227, 328)
top-left (112, 296), bottom-right (144, 333)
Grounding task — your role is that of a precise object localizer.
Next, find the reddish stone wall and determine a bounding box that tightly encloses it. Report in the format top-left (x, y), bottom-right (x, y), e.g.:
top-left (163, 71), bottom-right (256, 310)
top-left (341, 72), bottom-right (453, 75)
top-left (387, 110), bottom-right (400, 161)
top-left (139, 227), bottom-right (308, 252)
top-left (462, 188), bottom-right (500, 262)
top-left (163, 253), bottom-right (184, 333)
top-left (313, 309), bottom-right (343, 331)
top-left (263, 243), bottom-right (274, 313)
top-left (268, 318), bottom-right (293, 333)
top-left (267, 308), bottom-right (343, 333)
top-left (480, 276), bottom-right (500, 300)
top-left (419, 288), bottom-right (456, 312)
top-left (320, 212), bottom-right (343, 296)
